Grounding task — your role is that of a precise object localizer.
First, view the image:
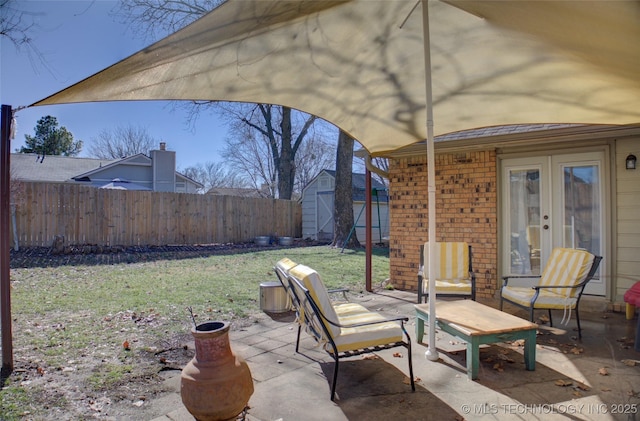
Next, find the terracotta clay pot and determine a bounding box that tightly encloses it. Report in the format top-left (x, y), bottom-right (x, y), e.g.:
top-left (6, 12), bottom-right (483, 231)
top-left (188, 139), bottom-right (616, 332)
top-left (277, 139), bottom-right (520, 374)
top-left (181, 321), bottom-right (254, 421)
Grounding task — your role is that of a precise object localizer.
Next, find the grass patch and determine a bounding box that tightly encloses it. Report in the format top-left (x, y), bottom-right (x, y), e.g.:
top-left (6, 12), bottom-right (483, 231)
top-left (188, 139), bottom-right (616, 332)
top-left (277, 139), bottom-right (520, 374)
top-left (0, 384), bottom-right (32, 420)
top-left (7, 245), bottom-right (389, 417)
top-left (0, 381), bottom-right (60, 420)
top-left (86, 363), bottom-right (134, 391)
top-left (11, 246), bottom-right (389, 330)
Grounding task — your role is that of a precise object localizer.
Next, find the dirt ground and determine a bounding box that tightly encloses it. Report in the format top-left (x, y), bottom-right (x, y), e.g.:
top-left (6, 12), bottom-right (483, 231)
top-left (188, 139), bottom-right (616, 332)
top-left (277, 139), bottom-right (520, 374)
top-left (3, 303), bottom-right (259, 420)
top-left (5, 332), bottom-right (191, 420)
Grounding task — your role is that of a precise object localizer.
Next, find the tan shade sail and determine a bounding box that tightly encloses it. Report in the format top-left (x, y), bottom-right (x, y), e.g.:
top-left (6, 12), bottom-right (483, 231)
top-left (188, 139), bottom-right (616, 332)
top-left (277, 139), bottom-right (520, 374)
top-left (32, 0), bottom-right (640, 155)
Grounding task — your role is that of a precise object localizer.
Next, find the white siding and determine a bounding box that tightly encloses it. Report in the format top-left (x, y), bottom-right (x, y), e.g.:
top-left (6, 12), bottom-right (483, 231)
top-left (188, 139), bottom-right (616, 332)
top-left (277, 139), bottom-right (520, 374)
top-left (615, 137), bottom-right (640, 301)
top-left (85, 164), bottom-right (153, 189)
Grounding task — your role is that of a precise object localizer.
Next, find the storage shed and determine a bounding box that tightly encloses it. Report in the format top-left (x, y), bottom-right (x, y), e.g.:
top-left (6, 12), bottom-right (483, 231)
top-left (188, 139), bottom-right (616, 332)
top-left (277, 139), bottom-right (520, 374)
top-left (301, 169), bottom-right (389, 242)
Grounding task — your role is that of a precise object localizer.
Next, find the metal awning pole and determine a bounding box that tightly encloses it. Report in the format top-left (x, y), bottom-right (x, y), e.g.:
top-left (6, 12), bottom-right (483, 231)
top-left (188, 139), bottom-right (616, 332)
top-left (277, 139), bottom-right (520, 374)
top-left (365, 168), bottom-right (372, 292)
top-left (421, 1), bottom-right (439, 361)
top-left (1, 104), bottom-right (14, 375)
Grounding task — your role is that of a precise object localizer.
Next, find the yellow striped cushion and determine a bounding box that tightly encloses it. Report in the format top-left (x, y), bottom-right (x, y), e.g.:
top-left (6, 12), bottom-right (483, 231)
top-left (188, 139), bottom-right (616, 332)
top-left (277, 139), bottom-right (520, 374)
top-left (333, 311), bottom-right (403, 353)
top-left (274, 258), bottom-right (297, 311)
top-left (275, 257), bottom-right (297, 274)
top-left (289, 265), bottom-right (341, 338)
top-left (422, 242), bottom-right (469, 280)
top-left (501, 286), bottom-right (578, 309)
top-left (540, 248), bottom-right (595, 297)
top-left (422, 279), bottom-right (473, 295)
top-left (333, 302), bottom-right (370, 317)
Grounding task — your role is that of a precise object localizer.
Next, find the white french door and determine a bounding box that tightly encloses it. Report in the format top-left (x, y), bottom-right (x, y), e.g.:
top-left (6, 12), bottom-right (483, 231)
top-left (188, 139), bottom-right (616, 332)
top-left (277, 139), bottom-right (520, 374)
top-left (501, 152), bottom-right (606, 296)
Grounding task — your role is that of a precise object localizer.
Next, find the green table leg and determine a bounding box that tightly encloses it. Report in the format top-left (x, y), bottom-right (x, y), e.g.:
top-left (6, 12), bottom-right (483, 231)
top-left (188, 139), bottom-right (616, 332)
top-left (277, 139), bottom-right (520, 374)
top-left (524, 329), bottom-right (536, 371)
top-left (467, 336), bottom-right (480, 380)
top-left (416, 314), bottom-right (425, 343)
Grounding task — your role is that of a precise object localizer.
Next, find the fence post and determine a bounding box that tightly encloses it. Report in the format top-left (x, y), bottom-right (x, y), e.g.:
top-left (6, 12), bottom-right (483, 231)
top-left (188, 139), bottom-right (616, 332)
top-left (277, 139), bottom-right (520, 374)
top-left (1, 104), bottom-right (14, 375)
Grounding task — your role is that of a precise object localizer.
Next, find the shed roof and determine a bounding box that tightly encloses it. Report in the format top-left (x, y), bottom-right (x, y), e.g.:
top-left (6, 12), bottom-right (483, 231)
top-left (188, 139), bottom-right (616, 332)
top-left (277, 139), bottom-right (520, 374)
top-left (320, 170), bottom-right (387, 191)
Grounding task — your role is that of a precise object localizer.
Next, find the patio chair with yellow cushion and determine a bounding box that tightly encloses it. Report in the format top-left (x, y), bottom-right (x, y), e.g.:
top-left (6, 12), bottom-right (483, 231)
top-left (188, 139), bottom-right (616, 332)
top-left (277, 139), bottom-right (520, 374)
top-left (500, 247), bottom-right (602, 338)
top-left (274, 258), bottom-right (348, 315)
top-left (285, 264), bottom-right (415, 401)
top-left (417, 242), bottom-right (475, 303)
top-left (274, 257), bottom-right (299, 288)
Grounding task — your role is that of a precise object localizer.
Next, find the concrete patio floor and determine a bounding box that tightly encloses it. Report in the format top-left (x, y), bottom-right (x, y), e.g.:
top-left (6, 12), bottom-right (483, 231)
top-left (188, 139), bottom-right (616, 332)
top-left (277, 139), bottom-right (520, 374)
top-left (151, 290), bottom-right (640, 421)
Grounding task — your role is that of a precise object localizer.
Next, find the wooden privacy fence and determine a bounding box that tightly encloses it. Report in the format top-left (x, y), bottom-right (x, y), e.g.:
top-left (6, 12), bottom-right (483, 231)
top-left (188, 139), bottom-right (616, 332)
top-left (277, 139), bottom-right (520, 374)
top-left (11, 183), bottom-right (302, 248)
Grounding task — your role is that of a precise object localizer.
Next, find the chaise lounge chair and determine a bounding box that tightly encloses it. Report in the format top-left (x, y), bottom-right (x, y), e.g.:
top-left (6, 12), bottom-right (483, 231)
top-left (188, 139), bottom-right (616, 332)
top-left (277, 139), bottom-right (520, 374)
top-left (281, 263), bottom-right (415, 401)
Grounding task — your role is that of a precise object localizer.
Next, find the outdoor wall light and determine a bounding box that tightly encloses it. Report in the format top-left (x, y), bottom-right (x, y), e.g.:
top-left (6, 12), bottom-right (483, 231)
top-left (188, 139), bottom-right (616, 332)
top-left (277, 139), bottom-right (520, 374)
top-left (626, 154), bottom-right (637, 170)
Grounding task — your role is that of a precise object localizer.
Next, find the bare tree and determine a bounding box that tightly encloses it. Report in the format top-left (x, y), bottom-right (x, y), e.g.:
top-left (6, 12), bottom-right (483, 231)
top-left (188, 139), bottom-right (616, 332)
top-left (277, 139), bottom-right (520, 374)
top-left (1, 0), bottom-right (32, 43)
top-left (114, 0), bottom-right (220, 40)
top-left (294, 127), bottom-right (337, 195)
top-left (88, 124), bottom-right (157, 159)
top-left (219, 103), bottom-right (326, 199)
top-left (115, 1), bottom-right (328, 200)
top-left (331, 131), bottom-right (359, 249)
top-left (221, 113), bottom-right (277, 198)
top-left (1, 0), bottom-right (60, 75)
top-left (181, 161), bottom-right (248, 193)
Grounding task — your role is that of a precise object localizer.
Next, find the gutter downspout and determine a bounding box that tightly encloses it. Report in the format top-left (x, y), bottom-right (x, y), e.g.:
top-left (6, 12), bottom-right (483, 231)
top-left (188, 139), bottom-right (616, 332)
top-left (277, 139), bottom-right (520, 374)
top-left (364, 154), bottom-right (389, 179)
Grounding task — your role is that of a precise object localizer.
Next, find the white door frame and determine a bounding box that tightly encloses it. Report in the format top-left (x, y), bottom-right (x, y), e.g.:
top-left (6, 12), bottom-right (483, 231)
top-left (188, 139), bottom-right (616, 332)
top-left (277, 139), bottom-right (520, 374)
top-left (500, 150), bottom-right (609, 296)
top-left (550, 151), bottom-right (607, 295)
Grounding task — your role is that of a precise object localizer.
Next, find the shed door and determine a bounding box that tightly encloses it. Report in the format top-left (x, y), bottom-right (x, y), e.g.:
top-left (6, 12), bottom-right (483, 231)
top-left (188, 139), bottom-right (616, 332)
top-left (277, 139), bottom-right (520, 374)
top-left (317, 191), bottom-right (334, 241)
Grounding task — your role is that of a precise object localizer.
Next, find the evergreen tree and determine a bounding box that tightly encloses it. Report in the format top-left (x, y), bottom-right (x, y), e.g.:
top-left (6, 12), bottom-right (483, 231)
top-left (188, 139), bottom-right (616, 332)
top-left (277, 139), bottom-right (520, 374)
top-left (18, 116), bottom-right (82, 157)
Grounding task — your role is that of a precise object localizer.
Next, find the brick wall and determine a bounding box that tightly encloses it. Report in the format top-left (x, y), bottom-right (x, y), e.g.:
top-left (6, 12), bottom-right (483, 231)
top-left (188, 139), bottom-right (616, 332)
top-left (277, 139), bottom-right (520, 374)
top-left (388, 150), bottom-right (498, 301)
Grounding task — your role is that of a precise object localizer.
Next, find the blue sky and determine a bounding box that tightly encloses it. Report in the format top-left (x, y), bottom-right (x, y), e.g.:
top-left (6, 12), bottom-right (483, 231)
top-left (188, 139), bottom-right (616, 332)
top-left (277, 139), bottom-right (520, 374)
top-left (1, 0), bottom-right (227, 170)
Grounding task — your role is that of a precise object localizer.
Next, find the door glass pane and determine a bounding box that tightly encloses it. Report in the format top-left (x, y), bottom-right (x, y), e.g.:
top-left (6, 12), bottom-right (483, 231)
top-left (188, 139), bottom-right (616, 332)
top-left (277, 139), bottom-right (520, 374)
top-left (563, 165), bottom-right (600, 256)
top-left (509, 169), bottom-right (541, 275)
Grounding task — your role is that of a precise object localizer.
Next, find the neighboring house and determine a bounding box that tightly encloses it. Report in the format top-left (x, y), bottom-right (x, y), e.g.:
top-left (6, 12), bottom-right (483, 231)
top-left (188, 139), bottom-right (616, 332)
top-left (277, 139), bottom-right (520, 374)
top-left (301, 169), bottom-right (389, 242)
top-left (382, 123), bottom-right (640, 310)
top-left (11, 143), bottom-right (203, 193)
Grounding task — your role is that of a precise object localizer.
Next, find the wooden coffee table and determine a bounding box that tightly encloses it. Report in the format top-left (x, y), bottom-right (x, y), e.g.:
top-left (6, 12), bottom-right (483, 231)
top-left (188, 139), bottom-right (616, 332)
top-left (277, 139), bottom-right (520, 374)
top-left (415, 300), bottom-right (537, 380)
